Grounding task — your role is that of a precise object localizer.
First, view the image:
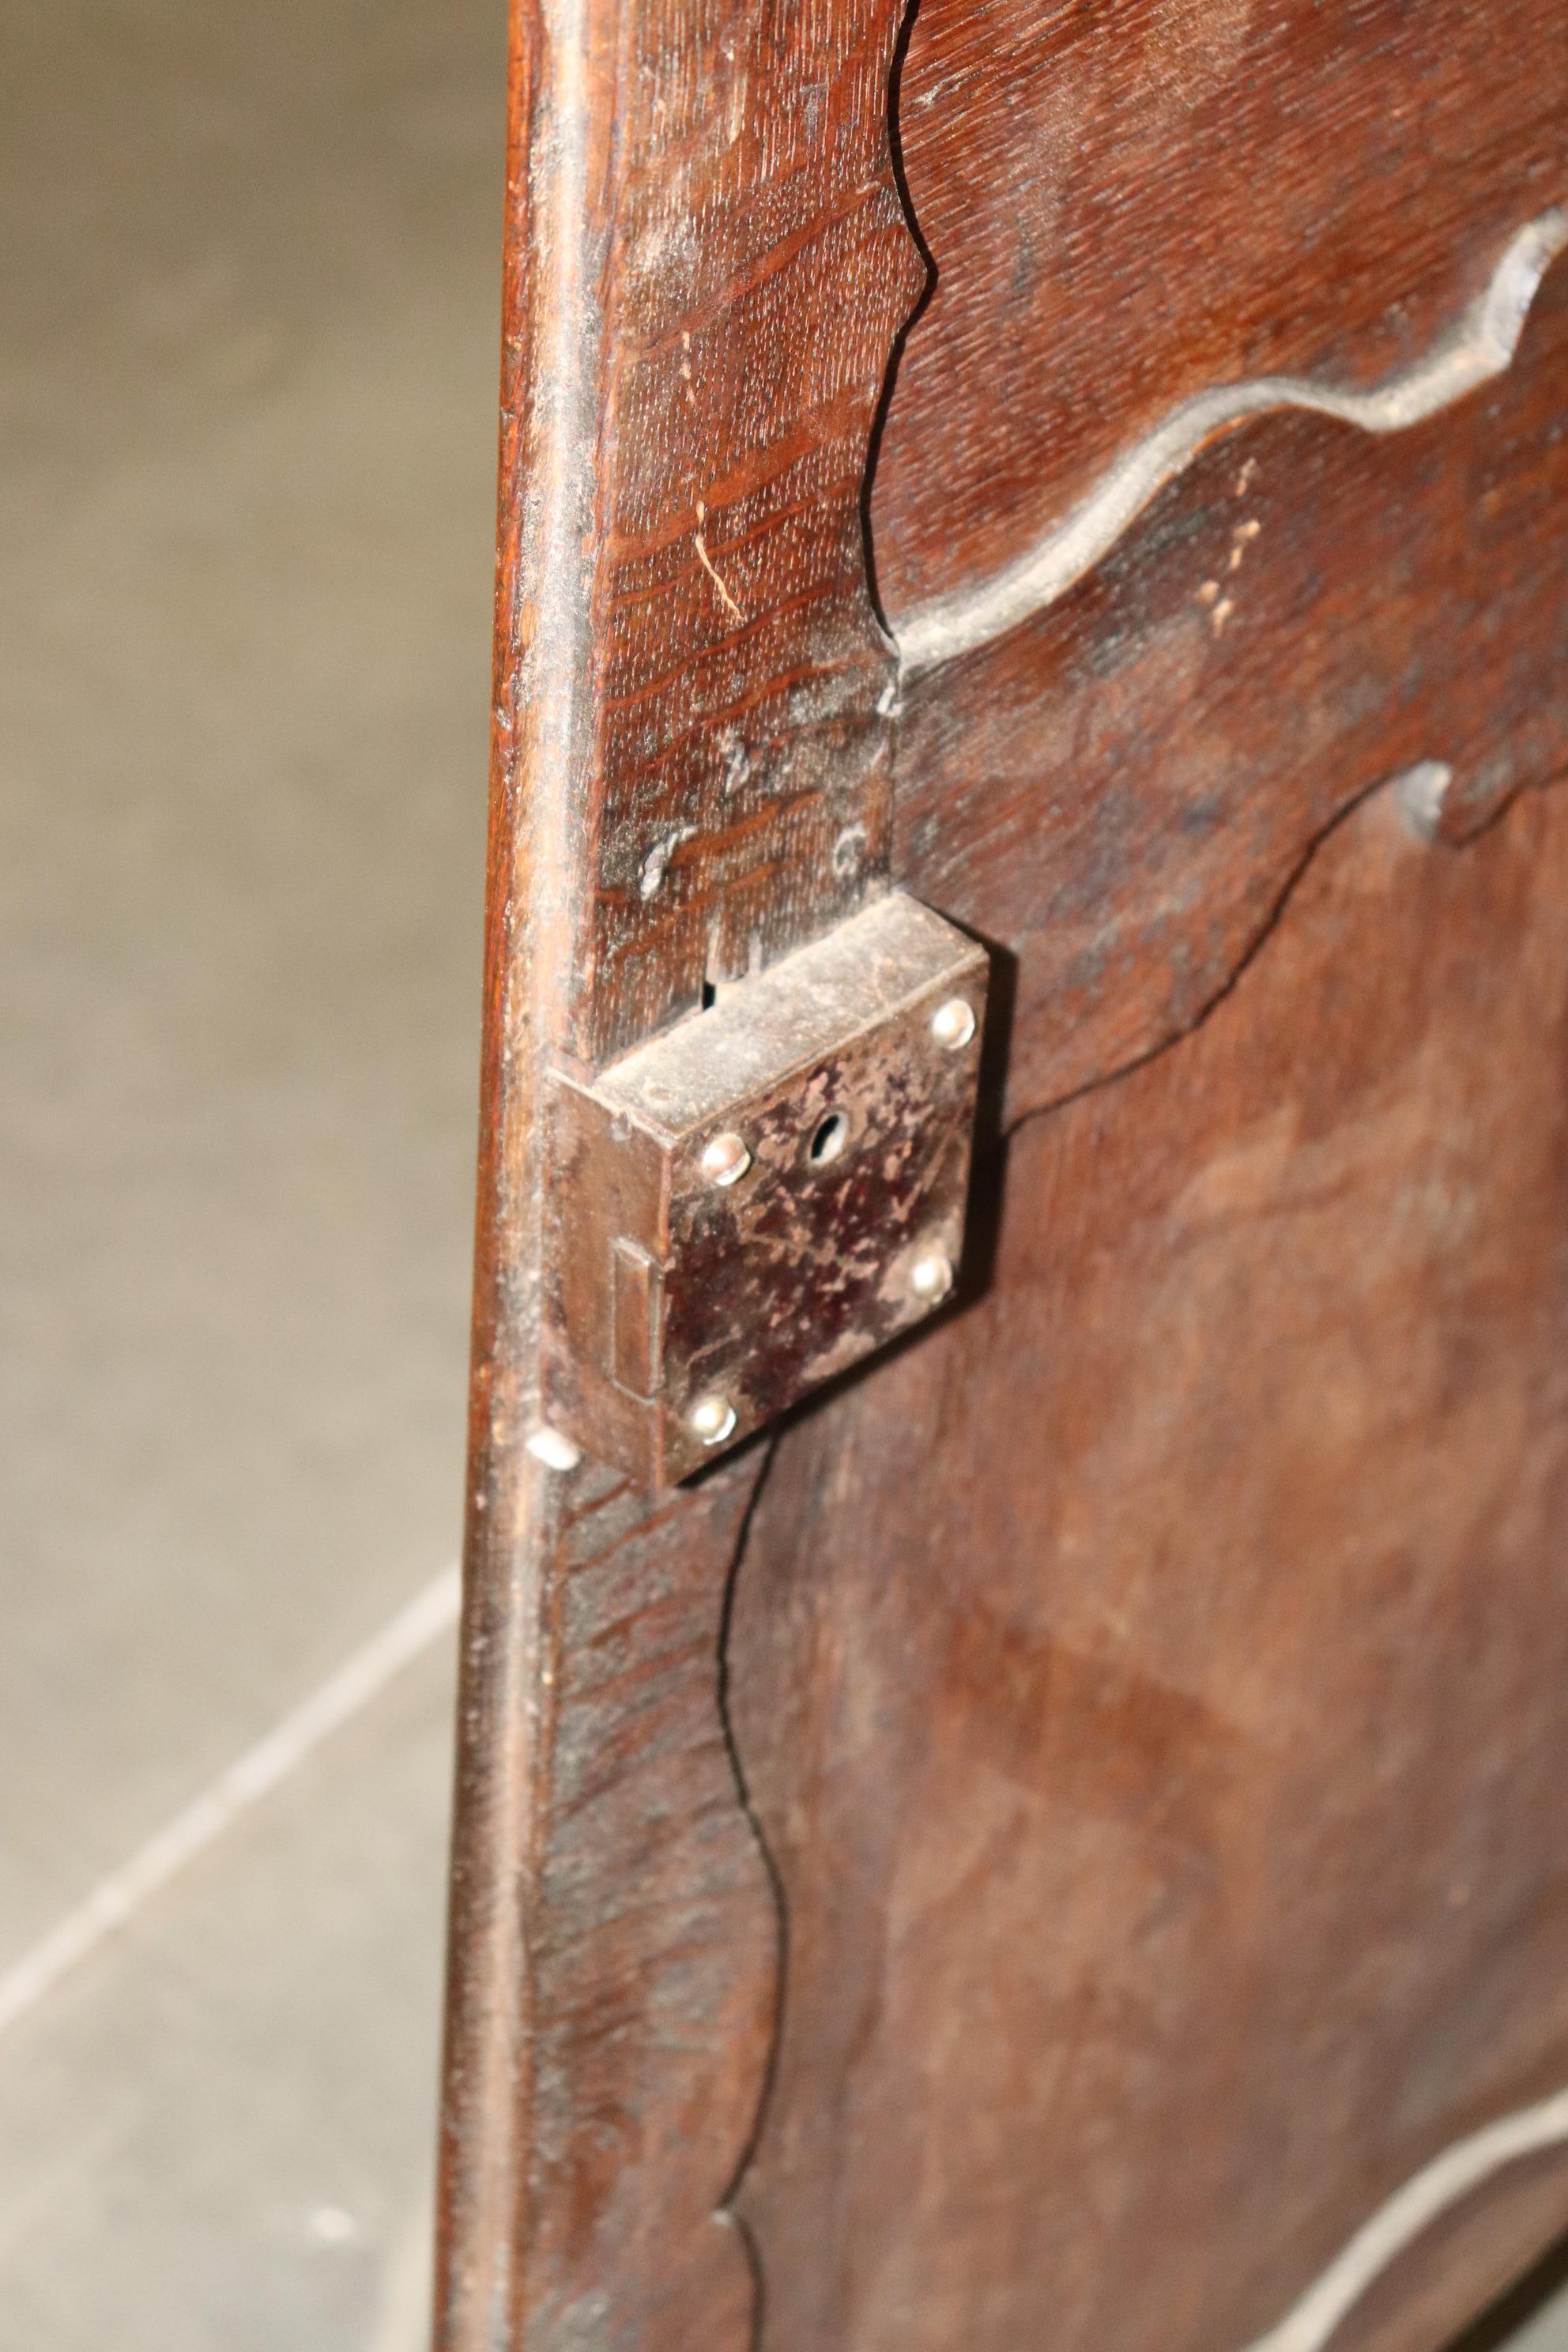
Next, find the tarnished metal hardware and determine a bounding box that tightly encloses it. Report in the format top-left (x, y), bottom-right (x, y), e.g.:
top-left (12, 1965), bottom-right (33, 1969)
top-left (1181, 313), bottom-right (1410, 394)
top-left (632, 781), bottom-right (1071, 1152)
top-left (541, 891), bottom-right (989, 1486)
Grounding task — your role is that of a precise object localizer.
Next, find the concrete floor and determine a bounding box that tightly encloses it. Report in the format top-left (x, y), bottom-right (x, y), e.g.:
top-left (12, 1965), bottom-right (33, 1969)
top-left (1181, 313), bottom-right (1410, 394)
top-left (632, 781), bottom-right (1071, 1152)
top-left (2, 4), bottom-right (1566, 2350)
top-left (2, 0), bottom-right (500, 2340)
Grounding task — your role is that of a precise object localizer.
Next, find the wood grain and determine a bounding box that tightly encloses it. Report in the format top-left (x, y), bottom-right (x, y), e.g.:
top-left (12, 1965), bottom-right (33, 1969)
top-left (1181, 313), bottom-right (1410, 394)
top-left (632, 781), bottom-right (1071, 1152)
top-left (435, 0), bottom-right (915, 2338)
top-left (571, 0), bottom-right (922, 1058)
top-left (871, 0), bottom-right (1568, 624)
top-left (729, 775), bottom-right (1568, 2352)
top-left (442, 0), bottom-right (1568, 2341)
top-left (892, 249), bottom-right (1568, 1123)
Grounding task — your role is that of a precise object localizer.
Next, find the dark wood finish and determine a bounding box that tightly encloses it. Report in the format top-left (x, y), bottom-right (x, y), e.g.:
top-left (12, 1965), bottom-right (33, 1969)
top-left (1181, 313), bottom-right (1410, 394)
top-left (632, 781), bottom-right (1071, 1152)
top-left (540, 0), bottom-right (922, 1062)
top-left (894, 256), bottom-right (1568, 1122)
top-left (435, 0), bottom-right (916, 2339)
top-left (439, 0), bottom-right (1568, 2344)
top-left (872, 0), bottom-right (1568, 622)
top-left (440, 1451), bottom-right (775, 2350)
top-left (730, 777), bottom-right (1568, 2352)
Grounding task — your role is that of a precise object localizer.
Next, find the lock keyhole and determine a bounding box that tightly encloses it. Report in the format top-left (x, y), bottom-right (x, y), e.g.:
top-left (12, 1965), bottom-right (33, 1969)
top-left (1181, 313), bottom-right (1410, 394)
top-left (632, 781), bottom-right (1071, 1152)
top-left (808, 1110), bottom-right (850, 1167)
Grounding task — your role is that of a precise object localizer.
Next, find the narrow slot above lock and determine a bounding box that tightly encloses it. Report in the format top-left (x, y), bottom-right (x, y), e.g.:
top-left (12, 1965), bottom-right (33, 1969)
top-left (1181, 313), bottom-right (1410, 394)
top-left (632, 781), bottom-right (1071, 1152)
top-left (541, 891), bottom-right (989, 1486)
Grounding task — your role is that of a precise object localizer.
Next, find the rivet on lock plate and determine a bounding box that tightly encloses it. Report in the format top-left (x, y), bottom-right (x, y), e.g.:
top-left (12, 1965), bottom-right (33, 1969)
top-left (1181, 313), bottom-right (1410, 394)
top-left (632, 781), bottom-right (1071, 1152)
top-left (541, 891), bottom-right (989, 1487)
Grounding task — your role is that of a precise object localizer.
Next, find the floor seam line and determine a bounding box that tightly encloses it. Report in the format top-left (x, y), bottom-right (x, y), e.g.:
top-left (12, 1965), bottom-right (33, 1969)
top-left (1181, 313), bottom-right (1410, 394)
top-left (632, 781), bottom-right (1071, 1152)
top-left (0, 1563), bottom-right (461, 2040)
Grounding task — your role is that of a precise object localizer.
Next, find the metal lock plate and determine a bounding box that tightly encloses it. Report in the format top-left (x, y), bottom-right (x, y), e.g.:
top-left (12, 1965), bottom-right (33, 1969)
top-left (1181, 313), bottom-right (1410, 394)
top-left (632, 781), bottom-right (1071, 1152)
top-left (541, 892), bottom-right (989, 1486)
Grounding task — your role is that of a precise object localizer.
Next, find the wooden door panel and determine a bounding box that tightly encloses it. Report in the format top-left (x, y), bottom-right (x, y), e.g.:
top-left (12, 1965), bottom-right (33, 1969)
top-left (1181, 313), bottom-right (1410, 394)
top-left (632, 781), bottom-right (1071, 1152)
top-left (873, 0), bottom-right (1568, 625)
top-left (892, 253), bottom-right (1568, 1118)
top-left (438, 0), bottom-right (1568, 2343)
top-left (438, 5), bottom-right (918, 2328)
top-left (496, 0), bottom-right (918, 1072)
top-left (729, 778), bottom-right (1568, 2352)
top-left (439, 1444), bottom-right (775, 2352)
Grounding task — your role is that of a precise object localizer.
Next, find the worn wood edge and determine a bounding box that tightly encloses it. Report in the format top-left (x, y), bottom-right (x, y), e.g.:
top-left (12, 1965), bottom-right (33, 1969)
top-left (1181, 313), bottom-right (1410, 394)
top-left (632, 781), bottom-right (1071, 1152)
top-left (720, 760), bottom-right (1568, 2345)
top-left (435, 0), bottom-right (925, 2338)
top-left (570, 16), bottom-right (925, 1062)
top-left (895, 209), bottom-right (1567, 675)
top-left (1239, 2088), bottom-right (1568, 2352)
top-left (434, 0), bottom-right (609, 2330)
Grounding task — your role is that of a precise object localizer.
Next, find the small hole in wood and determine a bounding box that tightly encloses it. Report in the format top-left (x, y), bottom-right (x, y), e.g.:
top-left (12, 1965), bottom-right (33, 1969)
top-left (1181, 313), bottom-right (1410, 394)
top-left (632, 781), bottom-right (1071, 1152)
top-left (808, 1111), bottom-right (850, 1167)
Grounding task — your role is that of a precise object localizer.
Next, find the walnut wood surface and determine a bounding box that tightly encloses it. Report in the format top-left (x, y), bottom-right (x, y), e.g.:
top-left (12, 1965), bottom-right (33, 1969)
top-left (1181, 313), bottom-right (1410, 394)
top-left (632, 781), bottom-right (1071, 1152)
top-left (871, 0), bottom-right (1568, 623)
top-left (439, 0), bottom-right (1568, 2342)
top-left (435, 0), bottom-right (915, 2337)
top-left (893, 254), bottom-right (1568, 1125)
top-left (1352, 2154), bottom-right (1568, 2352)
top-left (439, 1442), bottom-right (778, 2351)
top-left (729, 778), bottom-right (1568, 2352)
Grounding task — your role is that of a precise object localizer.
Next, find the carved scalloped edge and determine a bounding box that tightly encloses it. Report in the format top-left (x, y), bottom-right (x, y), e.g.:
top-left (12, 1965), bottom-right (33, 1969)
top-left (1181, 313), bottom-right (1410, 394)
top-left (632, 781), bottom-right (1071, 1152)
top-left (440, 0), bottom-right (929, 2334)
top-left (896, 208), bottom-right (1568, 676)
top-left (722, 760), bottom-right (1568, 2348)
top-left (1000, 755), bottom-right (1568, 1144)
top-left (1238, 2081), bottom-right (1568, 2352)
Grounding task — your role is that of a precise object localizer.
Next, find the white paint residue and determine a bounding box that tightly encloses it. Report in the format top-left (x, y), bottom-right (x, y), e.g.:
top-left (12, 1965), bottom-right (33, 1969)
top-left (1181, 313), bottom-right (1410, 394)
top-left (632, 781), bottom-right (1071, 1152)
top-left (639, 826), bottom-right (694, 900)
top-left (897, 209), bottom-right (1568, 673)
top-left (0, 1566), bottom-right (461, 2037)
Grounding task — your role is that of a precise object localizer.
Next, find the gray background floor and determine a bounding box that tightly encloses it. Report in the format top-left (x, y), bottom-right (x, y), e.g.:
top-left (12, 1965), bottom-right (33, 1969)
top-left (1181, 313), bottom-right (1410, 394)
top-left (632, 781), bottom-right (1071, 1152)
top-left (2, 4), bottom-right (1566, 2349)
top-left (2, 0), bottom-right (499, 2340)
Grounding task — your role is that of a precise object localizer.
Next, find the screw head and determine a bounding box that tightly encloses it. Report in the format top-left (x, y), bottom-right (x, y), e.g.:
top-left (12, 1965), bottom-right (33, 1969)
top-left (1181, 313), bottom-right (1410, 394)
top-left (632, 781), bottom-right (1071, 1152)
top-left (930, 997), bottom-right (977, 1051)
top-left (688, 1395), bottom-right (738, 1446)
top-left (700, 1130), bottom-right (752, 1187)
top-left (910, 1250), bottom-right (956, 1305)
top-left (526, 1423), bottom-right (583, 1472)
top-left (1394, 759), bottom-right (1455, 843)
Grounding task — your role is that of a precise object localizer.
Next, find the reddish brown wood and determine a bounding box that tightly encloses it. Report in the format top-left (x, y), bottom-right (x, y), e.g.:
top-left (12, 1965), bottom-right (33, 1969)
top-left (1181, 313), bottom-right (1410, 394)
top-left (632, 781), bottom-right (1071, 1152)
top-left (442, 1457), bottom-right (775, 2347)
top-left (891, 255), bottom-right (1568, 1122)
top-left (561, 0), bottom-right (922, 1057)
top-left (542, 894), bottom-right (988, 1486)
top-left (435, 0), bottom-right (916, 2339)
top-left (1352, 2157), bottom-right (1568, 2352)
top-left (439, 0), bottom-right (1568, 2342)
top-left (871, 0), bottom-right (1568, 623)
top-left (729, 776), bottom-right (1568, 2352)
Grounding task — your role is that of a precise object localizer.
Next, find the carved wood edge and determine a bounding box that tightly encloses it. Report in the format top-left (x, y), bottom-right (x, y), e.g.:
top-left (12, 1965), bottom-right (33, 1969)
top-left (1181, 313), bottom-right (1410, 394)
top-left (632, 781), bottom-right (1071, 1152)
top-left (895, 208), bottom-right (1568, 675)
top-left (440, 0), bottom-right (1566, 2337)
top-left (435, 0), bottom-right (925, 2339)
top-left (717, 765), bottom-right (1568, 2352)
top-left (997, 752), bottom-right (1568, 1143)
top-left (1238, 2082), bottom-right (1568, 2352)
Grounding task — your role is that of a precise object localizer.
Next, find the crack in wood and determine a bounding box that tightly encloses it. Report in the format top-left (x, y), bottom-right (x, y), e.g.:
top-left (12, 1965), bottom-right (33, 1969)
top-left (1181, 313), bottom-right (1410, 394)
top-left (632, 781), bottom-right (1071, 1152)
top-left (1001, 756), bottom-right (1568, 1144)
